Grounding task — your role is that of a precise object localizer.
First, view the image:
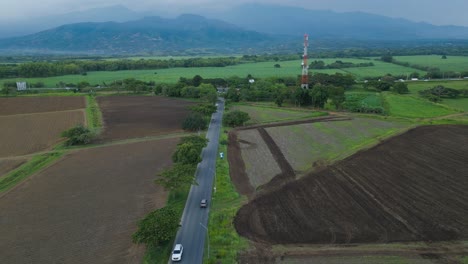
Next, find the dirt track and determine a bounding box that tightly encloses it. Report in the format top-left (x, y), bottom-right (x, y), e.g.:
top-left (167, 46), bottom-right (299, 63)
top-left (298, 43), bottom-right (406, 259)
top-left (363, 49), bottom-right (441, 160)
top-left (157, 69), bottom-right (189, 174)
top-left (234, 125), bottom-right (468, 244)
top-left (0, 138), bottom-right (178, 264)
top-left (97, 96), bottom-right (195, 141)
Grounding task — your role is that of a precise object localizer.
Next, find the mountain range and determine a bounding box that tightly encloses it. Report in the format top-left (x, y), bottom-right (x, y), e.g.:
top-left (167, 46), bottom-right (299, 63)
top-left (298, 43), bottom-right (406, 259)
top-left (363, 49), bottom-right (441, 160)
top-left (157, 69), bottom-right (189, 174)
top-left (1, 4), bottom-right (468, 54)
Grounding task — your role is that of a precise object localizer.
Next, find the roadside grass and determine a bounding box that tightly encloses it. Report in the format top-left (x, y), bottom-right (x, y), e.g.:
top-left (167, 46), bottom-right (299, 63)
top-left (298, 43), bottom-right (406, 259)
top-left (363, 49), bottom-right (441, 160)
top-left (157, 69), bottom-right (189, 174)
top-left (230, 104), bottom-right (327, 125)
top-left (383, 93), bottom-right (458, 118)
top-left (205, 130), bottom-right (249, 264)
top-left (0, 152), bottom-right (63, 193)
top-left (143, 185), bottom-right (191, 264)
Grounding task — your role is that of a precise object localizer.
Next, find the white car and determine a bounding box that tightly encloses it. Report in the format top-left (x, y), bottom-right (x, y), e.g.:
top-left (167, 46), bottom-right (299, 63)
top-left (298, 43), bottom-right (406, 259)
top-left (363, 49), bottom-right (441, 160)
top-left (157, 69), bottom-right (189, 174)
top-left (171, 244), bottom-right (183, 262)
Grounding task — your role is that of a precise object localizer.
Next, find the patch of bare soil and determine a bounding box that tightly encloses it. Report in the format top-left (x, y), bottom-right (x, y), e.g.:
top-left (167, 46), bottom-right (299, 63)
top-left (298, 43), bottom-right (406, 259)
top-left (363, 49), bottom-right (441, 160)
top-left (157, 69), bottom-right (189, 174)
top-left (235, 125), bottom-right (468, 245)
top-left (97, 96), bottom-right (195, 141)
top-left (0, 96), bottom-right (85, 115)
top-left (0, 138), bottom-right (179, 264)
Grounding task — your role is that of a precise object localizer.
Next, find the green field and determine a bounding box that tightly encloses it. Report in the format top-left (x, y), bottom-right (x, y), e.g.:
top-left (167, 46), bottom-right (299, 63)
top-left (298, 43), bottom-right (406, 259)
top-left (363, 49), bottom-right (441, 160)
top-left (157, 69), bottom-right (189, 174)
top-left (267, 117), bottom-right (410, 172)
top-left (393, 55), bottom-right (468, 72)
top-left (406, 79), bottom-right (468, 94)
top-left (383, 93), bottom-right (458, 118)
top-left (0, 58), bottom-right (423, 87)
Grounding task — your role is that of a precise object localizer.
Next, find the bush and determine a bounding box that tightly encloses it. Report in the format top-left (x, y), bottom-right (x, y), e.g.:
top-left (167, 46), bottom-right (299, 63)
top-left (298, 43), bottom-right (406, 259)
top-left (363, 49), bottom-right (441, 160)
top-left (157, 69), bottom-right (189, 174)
top-left (182, 113), bottom-right (208, 131)
top-left (61, 125), bottom-right (94, 146)
top-left (223, 110), bottom-right (250, 127)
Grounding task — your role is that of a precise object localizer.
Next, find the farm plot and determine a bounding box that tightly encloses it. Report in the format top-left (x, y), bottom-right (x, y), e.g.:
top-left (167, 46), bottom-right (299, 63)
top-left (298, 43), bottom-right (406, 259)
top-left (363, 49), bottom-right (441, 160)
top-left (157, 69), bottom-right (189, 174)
top-left (0, 138), bottom-right (178, 264)
top-left (97, 96), bottom-right (195, 141)
top-left (235, 125), bottom-right (468, 245)
top-left (0, 96), bottom-right (85, 115)
top-left (393, 55), bottom-right (468, 72)
top-left (237, 129), bottom-right (282, 189)
top-left (0, 158), bottom-right (28, 177)
top-left (230, 105), bottom-right (323, 125)
top-left (266, 118), bottom-right (409, 173)
top-left (0, 110), bottom-right (85, 157)
top-left (384, 94), bottom-right (457, 118)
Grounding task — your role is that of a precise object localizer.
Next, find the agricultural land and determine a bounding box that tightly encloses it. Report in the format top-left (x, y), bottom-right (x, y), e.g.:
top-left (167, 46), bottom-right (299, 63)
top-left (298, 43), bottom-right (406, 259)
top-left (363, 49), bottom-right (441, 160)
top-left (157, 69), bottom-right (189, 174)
top-left (97, 96), bottom-right (195, 141)
top-left (0, 94), bottom-right (196, 263)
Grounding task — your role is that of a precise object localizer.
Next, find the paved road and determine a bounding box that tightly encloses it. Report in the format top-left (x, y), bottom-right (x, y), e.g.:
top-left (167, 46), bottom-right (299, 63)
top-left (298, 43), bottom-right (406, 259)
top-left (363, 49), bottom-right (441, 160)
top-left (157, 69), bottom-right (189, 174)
top-left (170, 98), bottom-right (224, 263)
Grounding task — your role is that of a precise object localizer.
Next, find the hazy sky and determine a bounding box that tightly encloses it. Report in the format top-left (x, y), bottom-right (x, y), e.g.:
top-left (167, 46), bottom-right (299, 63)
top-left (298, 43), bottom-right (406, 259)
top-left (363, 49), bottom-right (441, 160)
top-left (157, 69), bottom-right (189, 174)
top-left (1, 0), bottom-right (468, 26)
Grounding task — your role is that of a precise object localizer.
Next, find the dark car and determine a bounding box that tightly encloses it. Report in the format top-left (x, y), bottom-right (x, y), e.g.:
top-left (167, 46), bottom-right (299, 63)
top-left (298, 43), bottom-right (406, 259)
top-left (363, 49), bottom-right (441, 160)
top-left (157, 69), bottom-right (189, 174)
top-left (200, 199), bottom-right (207, 208)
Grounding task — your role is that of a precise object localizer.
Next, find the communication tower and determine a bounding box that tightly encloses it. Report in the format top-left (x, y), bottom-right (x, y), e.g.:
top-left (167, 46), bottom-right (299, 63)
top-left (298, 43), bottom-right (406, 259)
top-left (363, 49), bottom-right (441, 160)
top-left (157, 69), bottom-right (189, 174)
top-left (301, 34), bottom-right (309, 89)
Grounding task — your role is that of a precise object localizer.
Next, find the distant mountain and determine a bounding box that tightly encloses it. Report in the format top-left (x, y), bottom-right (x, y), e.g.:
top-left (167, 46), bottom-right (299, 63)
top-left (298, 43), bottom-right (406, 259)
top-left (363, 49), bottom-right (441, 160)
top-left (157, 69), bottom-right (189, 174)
top-left (0, 5), bottom-right (150, 39)
top-left (0, 15), bottom-right (270, 54)
top-left (210, 3), bottom-right (468, 40)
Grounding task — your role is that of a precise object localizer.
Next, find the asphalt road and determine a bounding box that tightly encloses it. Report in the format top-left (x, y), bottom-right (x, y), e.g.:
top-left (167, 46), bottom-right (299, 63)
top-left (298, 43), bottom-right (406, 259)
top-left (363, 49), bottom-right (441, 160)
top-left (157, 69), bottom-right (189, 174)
top-left (170, 98), bottom-right (224, 263)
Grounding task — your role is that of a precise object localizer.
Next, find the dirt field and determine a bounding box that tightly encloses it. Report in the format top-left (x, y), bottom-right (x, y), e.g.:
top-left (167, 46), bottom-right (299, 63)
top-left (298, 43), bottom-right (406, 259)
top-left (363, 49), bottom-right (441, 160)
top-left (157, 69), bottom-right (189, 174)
top-left (237, 129), bottom-right (282, 189)
top-left (97, 96), bottom-right (195, 141)
top-left (0, 110), bottom-right (85, 157)
top-left (0, 158), bottom-right (28, 177)
top-left (0, 96), bottom-right (85, 115)
top-left (234, 125), bottom-right (468, 245)
top-left (0, 138), bottom-right (178, 264)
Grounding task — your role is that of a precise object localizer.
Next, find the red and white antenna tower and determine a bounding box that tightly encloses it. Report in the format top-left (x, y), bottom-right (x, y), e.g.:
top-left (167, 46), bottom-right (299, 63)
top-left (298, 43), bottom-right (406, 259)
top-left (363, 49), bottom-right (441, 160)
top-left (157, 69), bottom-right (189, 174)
top-left (301, 34), bottom-right (309, 89)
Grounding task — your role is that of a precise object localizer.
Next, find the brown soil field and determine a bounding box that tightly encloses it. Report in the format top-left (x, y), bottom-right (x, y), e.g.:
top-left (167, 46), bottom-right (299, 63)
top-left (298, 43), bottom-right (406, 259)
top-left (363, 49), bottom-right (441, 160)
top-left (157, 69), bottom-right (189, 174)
top-left (0, 138), bottom-right (178, 264)
top-left (0, 158), bottom-right (28, 177)
top-left (234, 125), bottom-right (468, 245)
top-left (0, 110), bottom-right (85, 158)
top-left (0, 96), bottom-right (85, 115)
top-left (237, 129), bottom-right (282, 189)
top-left (97, 96), bottom-right (195, 141)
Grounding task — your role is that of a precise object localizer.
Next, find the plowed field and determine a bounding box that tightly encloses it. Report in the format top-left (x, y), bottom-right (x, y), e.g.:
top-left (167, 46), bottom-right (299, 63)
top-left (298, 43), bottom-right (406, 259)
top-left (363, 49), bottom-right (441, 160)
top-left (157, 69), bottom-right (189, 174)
top-left (0, 96), bottom-right (85, 115)
top-left (97, 96), bottom-right (195, 141)
top-left (0, 110), bottom-right (85, 157)
top-left (235, 125), bottom-right (468, 244)
top-left (0, 138), bottom-right (178, 264)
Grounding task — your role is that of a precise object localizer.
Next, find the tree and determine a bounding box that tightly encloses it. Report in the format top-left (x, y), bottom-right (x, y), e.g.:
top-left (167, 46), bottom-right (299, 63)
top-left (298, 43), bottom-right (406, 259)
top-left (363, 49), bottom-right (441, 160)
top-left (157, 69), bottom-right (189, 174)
top-left (393, 82), bottom-right (409, 94)
top-left (442, 55), bottom-right (447, 59)
top-left (189, 104), bottom-right (217, 116)
top-left (381, 55), bottom-right (393, 63)
top-left (182, 113), bottom-right (207, 131)
top-left (223, 110), bottom-right (250, 127)
top-left (309, 84), bottom-right (329, 108)
top-left (155, 163), bottom-right (197, 190)
top-left (192, 75), bottom-right (203, 87)
top-left (328, 86), bottom-right (345, 109)
top-left (132, 206), bottom-right (180, 247)
top-left (61, 124), bottom-right (94, 146)
top-left (172, 143), bottom-right (202, 165)
top-left (274, 64), bottom-right (281, 68)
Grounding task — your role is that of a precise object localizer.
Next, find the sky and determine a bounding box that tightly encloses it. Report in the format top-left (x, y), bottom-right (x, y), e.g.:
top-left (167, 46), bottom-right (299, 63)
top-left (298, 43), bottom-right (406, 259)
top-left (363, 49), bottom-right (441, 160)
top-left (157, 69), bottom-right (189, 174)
top-left (1, 0), bottom-right (468, 27)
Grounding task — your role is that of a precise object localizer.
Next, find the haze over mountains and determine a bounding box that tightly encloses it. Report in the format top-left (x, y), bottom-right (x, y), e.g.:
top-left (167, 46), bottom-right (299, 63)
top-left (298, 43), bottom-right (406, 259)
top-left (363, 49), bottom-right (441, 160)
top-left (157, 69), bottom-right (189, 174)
top-left (2, 4), bottom-right (468, 54)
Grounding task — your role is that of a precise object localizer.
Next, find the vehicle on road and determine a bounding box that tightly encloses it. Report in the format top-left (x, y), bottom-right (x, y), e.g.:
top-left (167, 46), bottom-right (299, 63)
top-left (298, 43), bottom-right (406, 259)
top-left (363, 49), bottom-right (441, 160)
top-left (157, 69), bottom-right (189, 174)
top-left (171, 244), bottom-right (183, 262)
top-left (200, 199), bottom-right (207, 208)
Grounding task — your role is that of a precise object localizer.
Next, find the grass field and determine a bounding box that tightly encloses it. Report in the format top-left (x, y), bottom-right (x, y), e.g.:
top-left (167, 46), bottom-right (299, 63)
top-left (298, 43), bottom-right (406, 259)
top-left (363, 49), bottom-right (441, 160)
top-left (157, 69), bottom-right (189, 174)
top-left (266, 118), bottom-right (409, 173)
top-left (230, 104), bottom-right (326, 125)
top-left (0, 58), bottom-right (423, 87)
top-left (406, 79), bottom-right (468, 94)
top-left (383, 93), bottom-right (458, 118)
top-left (442, 98), bottom-right (468, 111)
top-left (393, 55), bottom-right (468, 72)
